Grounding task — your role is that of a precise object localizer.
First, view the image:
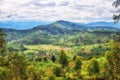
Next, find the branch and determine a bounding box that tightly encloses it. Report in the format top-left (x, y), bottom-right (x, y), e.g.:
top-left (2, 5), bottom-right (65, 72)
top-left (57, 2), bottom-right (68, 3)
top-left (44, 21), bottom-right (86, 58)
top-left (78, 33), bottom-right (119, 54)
top-left (113, 0), bottom-right (120, 7)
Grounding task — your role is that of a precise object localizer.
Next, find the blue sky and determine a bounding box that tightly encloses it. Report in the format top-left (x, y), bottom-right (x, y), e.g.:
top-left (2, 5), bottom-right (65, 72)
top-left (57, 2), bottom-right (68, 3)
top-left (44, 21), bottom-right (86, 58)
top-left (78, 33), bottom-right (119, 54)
top-left (0, 0), bottom-right (117, 23)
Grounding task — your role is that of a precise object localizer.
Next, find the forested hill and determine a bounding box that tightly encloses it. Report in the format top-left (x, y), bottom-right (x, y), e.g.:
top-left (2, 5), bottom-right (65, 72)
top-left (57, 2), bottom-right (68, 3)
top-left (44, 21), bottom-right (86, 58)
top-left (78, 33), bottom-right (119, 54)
top-left (1, 20), bottom-right (120, 46)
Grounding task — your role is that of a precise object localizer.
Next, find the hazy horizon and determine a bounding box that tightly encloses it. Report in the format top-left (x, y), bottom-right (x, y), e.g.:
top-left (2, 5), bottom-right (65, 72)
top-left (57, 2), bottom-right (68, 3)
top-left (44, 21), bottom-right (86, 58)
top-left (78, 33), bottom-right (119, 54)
top-left (0, 20), bottom-right (120, 30)
top-left (0, 0), bottom-right (119, 29)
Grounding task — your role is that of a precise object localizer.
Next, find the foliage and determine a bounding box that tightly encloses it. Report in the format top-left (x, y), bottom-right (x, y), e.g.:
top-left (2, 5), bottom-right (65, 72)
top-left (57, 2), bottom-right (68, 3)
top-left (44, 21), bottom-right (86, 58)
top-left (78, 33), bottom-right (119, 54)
top-left (8, 52), bottom-right (28, 80)
top-left (74, 57), bottom-right (82, 71)
top-left (0, 67), bottom-right (11, 80)
top-left (0, 26), bottom-right (120, 79)
top-left (53, 66), bottom-right (62, 77)
top-left (105, 40), bottom-right (120, 79)
top-left (48, 74), bottom-right (56, 80)
top-left (26, 65), bottom-right (42, 80)
top-left (87, 58), bottom-right (100, 77)
top-left (51, 55), bottom-right (56, 63)
top-left (18, 44), bottom-right (27, 52)
top-left (0, 28), bottom-right (6, 56)
top-left (113, 0), bottom-right (120, 22)
top-left (3, 25), bottom-right (119, 47)
top-left (59, 50), bottom-right (69, 68)
top-left (43, 56), bottom-right (48, 62)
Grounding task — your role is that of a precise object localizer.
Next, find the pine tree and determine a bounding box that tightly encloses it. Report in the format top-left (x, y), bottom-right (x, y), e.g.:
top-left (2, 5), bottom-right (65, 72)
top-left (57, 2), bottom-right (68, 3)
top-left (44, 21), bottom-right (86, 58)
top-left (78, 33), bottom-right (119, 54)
top-left (59, 50), bottom-right (68, 68)
top-left (51, 55), bottom-right (56, 63)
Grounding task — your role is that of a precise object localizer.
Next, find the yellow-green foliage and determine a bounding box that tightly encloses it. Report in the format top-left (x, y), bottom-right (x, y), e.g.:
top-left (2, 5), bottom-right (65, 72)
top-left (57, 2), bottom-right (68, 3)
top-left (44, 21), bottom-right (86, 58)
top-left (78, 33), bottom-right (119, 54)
top-left (25, 45), bottom-right (66, 51)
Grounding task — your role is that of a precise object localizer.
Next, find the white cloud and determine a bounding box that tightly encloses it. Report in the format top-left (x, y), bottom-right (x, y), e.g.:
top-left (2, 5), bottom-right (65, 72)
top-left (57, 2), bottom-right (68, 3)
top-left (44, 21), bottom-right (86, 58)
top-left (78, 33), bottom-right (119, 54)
top-left (0, 0), bottom-right (116, 22)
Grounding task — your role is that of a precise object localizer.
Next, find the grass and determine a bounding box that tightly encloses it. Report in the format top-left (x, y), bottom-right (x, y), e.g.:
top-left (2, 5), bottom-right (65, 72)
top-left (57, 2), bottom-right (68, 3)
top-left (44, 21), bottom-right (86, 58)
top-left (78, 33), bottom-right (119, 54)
top-left (72, 43), bottom-right (108, 54)
top-left (25, 44), bottom-right (71, 51)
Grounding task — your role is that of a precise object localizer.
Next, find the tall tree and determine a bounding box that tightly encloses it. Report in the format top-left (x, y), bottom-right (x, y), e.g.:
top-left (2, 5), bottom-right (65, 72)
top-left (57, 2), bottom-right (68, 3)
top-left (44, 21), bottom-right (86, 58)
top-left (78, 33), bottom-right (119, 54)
top-left (105, 40), bottom-right (120, 80)
top-left (59, 50), bottom-right (68, 68)
top-left (0, 28), bottom-right (6, 56)
top-left (73, 57), bottom-right (82, 79)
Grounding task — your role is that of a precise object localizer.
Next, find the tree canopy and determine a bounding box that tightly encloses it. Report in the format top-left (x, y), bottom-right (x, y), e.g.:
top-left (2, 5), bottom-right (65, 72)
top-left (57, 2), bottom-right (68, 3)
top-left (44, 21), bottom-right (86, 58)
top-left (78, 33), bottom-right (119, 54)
top-left (113, 0), bottom-right (120, 22)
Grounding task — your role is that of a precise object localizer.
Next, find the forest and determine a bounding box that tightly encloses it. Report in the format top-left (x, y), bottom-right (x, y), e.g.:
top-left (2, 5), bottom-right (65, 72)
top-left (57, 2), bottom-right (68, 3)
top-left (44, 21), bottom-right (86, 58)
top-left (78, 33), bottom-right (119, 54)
top-left (0, 20), bottom-right (120, 80)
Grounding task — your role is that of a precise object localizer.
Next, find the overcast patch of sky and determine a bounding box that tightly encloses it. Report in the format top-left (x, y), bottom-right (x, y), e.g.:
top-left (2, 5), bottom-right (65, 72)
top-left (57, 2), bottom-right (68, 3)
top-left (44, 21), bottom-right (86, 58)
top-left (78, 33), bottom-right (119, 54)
top-left (0, 0), bottom-right (117, 23)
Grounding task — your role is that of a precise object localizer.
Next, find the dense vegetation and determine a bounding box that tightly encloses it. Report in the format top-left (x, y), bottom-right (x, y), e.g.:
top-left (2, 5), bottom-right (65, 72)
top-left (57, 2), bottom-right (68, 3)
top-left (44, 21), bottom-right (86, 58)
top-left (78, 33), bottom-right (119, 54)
top-left (3, 20), bottom-right (120, 47)
top-left (0, 21), bottom-right (120, 80)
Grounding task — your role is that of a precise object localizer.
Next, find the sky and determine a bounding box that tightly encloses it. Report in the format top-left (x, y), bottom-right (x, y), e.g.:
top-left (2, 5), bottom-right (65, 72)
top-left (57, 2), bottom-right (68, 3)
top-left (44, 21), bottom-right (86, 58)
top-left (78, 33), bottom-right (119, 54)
top-left (0, 0), bottom-right (117, 23)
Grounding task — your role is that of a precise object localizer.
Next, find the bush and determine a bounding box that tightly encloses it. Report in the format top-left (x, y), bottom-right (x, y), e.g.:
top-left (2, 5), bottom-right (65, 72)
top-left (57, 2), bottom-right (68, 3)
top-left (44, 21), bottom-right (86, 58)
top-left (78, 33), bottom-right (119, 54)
top-left (34, 57), bottom-right (42, 62)
top-left (53, 66), bottom-right (62, 77)
top-left (43, 56), bottom-right (48, 62)
top-left (87, 58), bottom-right (100, 78)
top-left (48, 74), bottom-right (56, 80)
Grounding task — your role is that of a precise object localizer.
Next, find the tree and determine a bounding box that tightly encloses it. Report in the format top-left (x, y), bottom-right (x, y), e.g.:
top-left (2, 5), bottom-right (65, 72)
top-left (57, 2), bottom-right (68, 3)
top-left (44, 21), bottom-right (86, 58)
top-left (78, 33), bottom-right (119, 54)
top-left (48, 74), bottom-right (56, 80)
top-left (87, 58), bottom-right (100, 79)
top-left (34, 56), bottom-right (42, 62)
top-left (73, 57), bottom-right (82, 79)
top-left (74, 57), bottom-right (82, 71)
top-left (0, 28), bottom-right (6, 56)
top-left (19, 44), bottom-right (26, 53)
top-left (8, 52), bottom-right (28, 80)
top-left (105, 40), bottom-right (120, 79)
top-left (0, 67), bottom-right (12, 80)
top-left (53, 66), bottom-right (62, 77)
top-left (26, 65), bottom-right (42, 80)
top-left (43, 56), bottom-right (48, 62)
top-left (51, 55), bottom-right (56, 63)
top-left (113, 0), bottom-right (120, 22)
top-left (73, 55), bottom-right (77, 61)
top-left (59, 50), bottom-right (69, 68)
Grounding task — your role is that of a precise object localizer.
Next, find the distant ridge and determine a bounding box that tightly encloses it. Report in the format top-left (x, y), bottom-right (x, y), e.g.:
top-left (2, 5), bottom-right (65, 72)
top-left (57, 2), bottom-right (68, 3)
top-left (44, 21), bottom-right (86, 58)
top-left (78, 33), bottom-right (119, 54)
top-left (0, 20), bottom-right (120, 30)
top-left (86, 21), bottom-right (120, 29)
top-left (1, 20), bottom-right (120, 46)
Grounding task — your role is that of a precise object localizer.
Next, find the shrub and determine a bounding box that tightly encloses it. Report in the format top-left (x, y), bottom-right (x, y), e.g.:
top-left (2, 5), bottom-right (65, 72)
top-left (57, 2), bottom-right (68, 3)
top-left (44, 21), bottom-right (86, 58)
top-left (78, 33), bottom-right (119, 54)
top-left (48, 74), bottom-right (56, 80)
top-left (53, 66), bottom-right (62, 77)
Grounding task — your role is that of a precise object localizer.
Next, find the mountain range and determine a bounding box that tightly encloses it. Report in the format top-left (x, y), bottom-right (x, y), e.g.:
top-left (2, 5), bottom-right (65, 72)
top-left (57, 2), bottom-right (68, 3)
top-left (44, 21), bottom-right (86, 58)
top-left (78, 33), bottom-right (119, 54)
top-left (1, 20), bottom-right (120, 46)
top-left (0, 20), bottom-right (120, 30)
top-left (0, 21), bottom-right (52, 30)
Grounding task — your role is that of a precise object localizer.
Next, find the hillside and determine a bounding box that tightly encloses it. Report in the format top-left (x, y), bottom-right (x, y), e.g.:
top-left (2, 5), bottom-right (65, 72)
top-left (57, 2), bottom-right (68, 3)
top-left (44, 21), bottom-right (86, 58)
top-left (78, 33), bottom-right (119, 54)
top-left (2, 20), bottom-right (120, 46)
top-left (1, 21), bottom-right (120, 80)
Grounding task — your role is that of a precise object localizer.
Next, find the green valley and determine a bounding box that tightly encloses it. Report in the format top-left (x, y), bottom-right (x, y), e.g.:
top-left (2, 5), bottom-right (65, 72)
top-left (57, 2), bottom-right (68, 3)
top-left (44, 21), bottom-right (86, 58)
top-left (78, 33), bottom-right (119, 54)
top-left (0, 20), bottom-right (120, 80)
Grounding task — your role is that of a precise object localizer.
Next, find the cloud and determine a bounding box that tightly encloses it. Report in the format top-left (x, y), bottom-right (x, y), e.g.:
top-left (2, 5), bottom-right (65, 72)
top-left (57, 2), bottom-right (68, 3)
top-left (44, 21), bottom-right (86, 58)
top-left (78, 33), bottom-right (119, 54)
top-left (31, 1), bottom-right (56, 7)
top-left (0, 0), bottom-right (116, 22)
top-left (59, 1), bottom-right (70, 6)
